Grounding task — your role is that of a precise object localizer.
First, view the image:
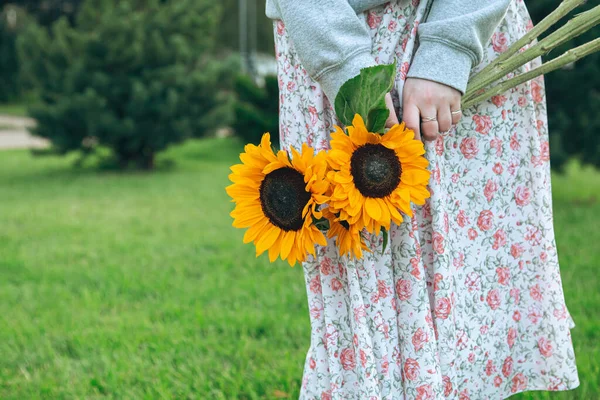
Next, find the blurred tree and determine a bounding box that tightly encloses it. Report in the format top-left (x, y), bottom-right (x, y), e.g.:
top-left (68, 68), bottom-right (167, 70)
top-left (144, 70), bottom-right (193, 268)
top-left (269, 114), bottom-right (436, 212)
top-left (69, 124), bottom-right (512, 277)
top-left (527, 2), bottom-right (600, 170)
top-left (233, 74), bottom-right (279, 148)
top-left (6, 0), bottom-right (82, 26)
top-left (17, 0), bottom-right (237, 170)
top-left (0, 7), bottom-right (25, 102)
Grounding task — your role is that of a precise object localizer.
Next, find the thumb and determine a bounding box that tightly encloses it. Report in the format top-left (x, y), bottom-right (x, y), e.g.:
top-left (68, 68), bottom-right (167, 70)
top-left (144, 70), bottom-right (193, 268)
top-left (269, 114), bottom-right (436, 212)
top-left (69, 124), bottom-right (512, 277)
top-left (384, 93), bottom-right (400, 129)
top-left (403, 103), bottom-right (421, 141)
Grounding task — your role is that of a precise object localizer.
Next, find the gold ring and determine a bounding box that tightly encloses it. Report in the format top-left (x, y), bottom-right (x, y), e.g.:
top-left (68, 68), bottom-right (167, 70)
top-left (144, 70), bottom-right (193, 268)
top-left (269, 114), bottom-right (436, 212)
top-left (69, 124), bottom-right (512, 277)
top-left (421, 116), bottom-right (437, 122)
top-left (451, 110), bottom-right (462, 115)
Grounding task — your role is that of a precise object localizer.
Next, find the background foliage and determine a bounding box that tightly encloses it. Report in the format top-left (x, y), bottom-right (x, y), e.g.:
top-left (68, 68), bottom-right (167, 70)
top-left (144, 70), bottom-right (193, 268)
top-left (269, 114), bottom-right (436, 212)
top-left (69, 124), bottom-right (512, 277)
top-left (16, 0), bottom-right (235, 169)
top-left (233, 74), bottom-right (280, 149)
top-left (527, 1), bottom-right (600, 170)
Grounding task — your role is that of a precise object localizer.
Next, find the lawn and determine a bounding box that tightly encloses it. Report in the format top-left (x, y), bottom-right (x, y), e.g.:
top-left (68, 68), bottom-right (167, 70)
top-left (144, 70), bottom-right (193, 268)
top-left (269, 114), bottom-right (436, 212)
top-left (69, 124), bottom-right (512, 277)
top-left (0, 138), bottom-right (598, 399)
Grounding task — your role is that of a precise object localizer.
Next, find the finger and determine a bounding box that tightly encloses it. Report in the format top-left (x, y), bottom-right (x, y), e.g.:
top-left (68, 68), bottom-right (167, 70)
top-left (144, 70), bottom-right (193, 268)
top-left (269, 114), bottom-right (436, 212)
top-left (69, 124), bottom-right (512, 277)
top-left (438, 105), bottom-right (452, 134)
top-left (403, 104), bottom-right (421, 140)
top-left (385, 94), bottom-right (400, 128)
top-left (451, 97), bottom-right (462, 125)
top-left (419, 106), bottom-right (439, 142)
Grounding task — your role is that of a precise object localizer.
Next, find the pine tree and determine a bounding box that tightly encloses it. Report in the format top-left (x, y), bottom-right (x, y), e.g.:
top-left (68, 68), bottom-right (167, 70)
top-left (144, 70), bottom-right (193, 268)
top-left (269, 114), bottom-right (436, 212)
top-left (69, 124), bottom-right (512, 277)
top-left (17, 0), bottom-right (236, 169)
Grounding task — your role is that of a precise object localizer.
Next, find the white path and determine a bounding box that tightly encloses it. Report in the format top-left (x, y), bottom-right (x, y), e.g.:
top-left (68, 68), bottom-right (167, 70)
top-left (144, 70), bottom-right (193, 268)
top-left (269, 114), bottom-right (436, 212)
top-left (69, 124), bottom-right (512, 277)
top-left (0, 115), bottom-right (48, 150)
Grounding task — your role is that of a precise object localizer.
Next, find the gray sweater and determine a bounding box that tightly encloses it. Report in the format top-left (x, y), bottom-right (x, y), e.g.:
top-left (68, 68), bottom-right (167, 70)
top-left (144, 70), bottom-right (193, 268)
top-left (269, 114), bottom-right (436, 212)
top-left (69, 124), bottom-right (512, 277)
top-left (266, 0), bottom-right (512, 102)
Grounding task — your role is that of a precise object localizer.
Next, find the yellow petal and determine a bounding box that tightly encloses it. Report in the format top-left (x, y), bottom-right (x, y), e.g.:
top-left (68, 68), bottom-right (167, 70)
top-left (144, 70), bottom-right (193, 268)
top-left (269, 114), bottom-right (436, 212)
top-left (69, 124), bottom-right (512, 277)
top-left (255, 225), bottom-right (281, 255)
top-left (365, 197), bottom-right (382, 221)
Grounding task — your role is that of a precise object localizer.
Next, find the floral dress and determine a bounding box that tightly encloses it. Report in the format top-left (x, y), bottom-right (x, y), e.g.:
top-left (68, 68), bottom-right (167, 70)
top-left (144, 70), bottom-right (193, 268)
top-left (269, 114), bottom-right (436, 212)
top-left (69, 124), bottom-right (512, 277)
top-left (273, 0), bottom-right (579, 398)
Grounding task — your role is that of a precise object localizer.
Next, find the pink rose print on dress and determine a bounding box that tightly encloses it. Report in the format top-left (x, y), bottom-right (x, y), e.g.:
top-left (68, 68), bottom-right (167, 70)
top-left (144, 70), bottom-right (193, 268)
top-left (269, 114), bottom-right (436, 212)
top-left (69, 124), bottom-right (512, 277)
top-left (485, 360), bottom-right (496, 376)
top-left (396, 279), bottom-right (413, 301)
top-left (276, 20), bottom-right (285, 36)
top-left (456, 210), bottom-right (469, 227)
top-left (360, 349), bottom-right (368, 367)
top-left (502, 356), bottom-right (513, 378)
top-left (330, 278), bottom-right (343, 291)
top-left (491, 95), bottom-right (507, 107)
top-left (510, 132), bottom-right (521, 151)
top-left (538, 337), bottom-right (553, 357)
top-left (459, 389), bottom-right (470, 400)
top-left (309, 357), bottom-right (316, 369)
top-left (468, 228), bottom-right (478, 240)
top-left (531, 80), bottom-right (544, 103)
top-left (367, 11), bottom-right (382, 29)
top-left (443, 375), bottom-right (453, 396)
top-left (490, 137), bottom-right (503, 156)
top-left (435, 297), bottom-right (452, 319)
top-left (487, 289), bottom-right (501, 310)
top-left (515, 186), bottom-right (531, 206)
top-left (530, 284), bottom-right (543, 301)
top-left (308, 106), bottom-right (319, 126)
top-left (513, 310), bottom-right (522, 321)
top-left (492, 229), bottom-right (507, 250)
top-left (412, 327), bottom-right (429, 352)
top-left (473, 114), bottom-right (492, 135)
top-left (491, 32), bottom-right (508, 53)
top-left (477, 210), bottom-right (494, 231)
top-left (378, 279), bottom-right (391, 299)
top-left (484, 179), bottom-right (498, 202)
top-left (511, 243), bottom-right (524, 258)
top-left (340, 348), bottom-right (356, 370)
top-left (321, 391), bottom-right (332, 400)
top-left (432, 232), bottom-right (445, 255)
top-left (493, 162), bottom-right (503, 174)
top-left (507, 327), bottom-right (517, 348)
top-left (460, 137), bottom-right (479, 159)
top-left (416, 384), bottom-right (434, 400)
top-left (511, 373), bottom-right (528, 393)
top-left (404, 358), bottom-right (420, 381)
top-left (496, 267), bottom-right (510, 285)
top-left (388, 20), bottom-right (398, 31)
top-left (400, 61), bottom-right (410, 81)
top-left (494, 376), bottom-right (503, 387)
top-left (309, 275), bottom-right (322, 294)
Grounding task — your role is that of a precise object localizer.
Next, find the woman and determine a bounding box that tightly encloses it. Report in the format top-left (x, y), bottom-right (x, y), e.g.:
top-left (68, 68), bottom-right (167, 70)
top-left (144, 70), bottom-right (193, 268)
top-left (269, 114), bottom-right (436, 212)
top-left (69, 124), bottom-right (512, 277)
top-left (267, 0), bottom-right (579, 398)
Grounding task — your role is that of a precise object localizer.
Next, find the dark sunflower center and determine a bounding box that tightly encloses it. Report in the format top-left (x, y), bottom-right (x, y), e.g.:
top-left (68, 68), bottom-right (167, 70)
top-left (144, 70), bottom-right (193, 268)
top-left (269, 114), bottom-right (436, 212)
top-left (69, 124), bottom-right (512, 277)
top-left (350, 143), bottom-right (402, 198)
top-left (259, 167), bottom-right (311, 231)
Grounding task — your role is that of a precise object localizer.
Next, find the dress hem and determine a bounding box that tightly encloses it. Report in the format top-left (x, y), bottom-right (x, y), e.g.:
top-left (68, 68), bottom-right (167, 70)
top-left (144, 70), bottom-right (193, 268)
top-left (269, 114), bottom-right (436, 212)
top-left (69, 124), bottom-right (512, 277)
top-left (502, 382), bottom-right (581, 399)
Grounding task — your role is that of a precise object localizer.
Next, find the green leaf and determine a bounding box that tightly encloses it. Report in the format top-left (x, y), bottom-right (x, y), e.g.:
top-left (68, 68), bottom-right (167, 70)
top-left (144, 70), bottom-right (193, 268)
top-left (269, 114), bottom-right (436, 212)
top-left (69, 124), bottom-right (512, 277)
top-left (381, 227), bottom-right (388, 255)
top-left (367, 107), bottom-right (389, 134)
top-left (334, 62), bottom-right (396, 133)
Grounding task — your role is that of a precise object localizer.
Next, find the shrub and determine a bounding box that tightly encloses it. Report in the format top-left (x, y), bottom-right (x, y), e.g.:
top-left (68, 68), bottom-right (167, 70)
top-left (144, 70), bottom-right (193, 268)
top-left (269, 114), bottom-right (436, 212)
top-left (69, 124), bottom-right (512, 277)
top-left (233, 74), bottom-right (280, 149)
top-left (0, 6), bottom-right (31, 102)
top-left (17, 0), bottom-right (236, 169)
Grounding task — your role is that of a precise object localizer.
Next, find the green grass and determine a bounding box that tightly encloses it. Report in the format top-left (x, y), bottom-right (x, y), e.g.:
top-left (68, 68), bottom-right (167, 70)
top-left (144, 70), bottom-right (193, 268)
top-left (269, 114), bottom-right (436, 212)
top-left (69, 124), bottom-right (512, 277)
top-left (0, 103), bottom-right (27, 117)
top-left (0, 139), bottom-right (598, 399)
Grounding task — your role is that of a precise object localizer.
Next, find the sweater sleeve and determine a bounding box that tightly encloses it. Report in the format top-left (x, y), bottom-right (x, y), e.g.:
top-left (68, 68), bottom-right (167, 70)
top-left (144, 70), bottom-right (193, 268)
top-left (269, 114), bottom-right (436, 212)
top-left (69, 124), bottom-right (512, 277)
top-left (406, 0), bottom-right (512, 95)
top-left (273, 0), bottom-right (377, 102)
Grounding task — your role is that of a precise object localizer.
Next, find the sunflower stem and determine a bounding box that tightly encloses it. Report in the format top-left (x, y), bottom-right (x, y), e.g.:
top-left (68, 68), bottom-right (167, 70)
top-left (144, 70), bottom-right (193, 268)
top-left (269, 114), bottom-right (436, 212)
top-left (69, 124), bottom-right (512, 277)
top-left (462, 37), bottom-right (600, 109)
top-left (468, 0), bottom-right (587, 91)
top-left (464, 3), bottom-right (600, 103)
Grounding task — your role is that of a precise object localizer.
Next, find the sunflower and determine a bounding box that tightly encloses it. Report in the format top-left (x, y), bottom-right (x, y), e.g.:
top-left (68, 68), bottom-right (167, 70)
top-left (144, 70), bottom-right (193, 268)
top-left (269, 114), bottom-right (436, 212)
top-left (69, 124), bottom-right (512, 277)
top-left (226, 133), bottom-right (330, 266)
top-left (327, 114), bottom-right (430, 234)
top-left (322, 207), bottom-right (369, 260)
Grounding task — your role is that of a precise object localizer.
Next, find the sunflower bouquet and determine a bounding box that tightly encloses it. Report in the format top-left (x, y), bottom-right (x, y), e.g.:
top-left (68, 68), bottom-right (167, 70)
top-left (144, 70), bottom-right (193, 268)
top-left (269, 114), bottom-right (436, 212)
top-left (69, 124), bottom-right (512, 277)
top-left (227, 63), bottom-right (431, 266)
top-left (227, 0), bottom-right (600, 266)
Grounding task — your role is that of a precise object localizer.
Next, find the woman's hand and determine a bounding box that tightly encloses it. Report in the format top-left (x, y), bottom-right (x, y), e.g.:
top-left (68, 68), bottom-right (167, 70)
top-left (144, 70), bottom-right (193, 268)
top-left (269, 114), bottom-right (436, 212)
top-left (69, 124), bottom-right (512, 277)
top-left (402, 78), bottom-right (462, 141)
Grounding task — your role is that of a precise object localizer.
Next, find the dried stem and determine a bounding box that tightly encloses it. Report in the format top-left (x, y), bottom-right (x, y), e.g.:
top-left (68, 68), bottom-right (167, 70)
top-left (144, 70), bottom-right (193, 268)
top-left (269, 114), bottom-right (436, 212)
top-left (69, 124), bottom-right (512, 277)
top-left (470, 0), bottom-right (587, 89)
top-left (464, 4), bottom-right (600, 102)
top-left (463, 37), bottom-right (600, 109)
